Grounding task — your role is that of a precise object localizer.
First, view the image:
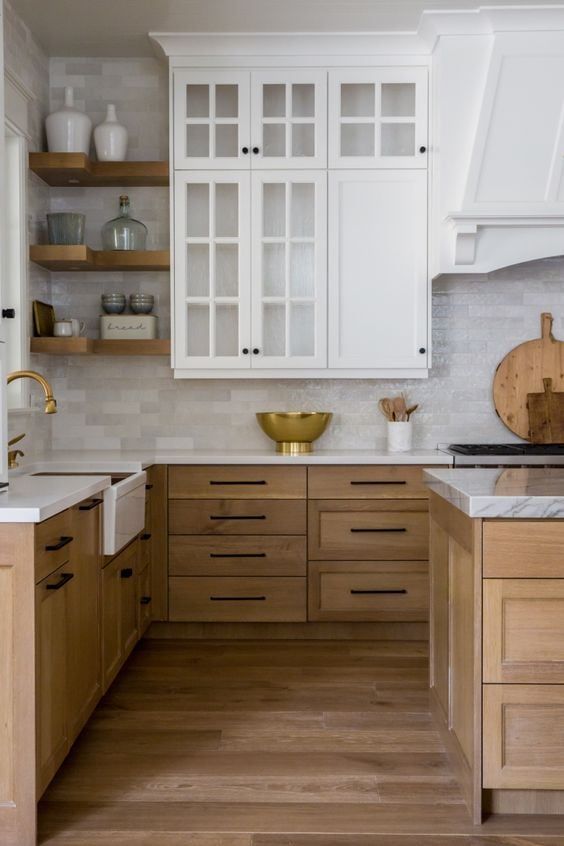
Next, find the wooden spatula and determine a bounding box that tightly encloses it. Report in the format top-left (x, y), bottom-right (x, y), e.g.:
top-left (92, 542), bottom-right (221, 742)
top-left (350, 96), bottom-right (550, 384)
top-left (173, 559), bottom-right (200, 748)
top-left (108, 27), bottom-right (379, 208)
top-left (527, 377), bottom-right (564, 443)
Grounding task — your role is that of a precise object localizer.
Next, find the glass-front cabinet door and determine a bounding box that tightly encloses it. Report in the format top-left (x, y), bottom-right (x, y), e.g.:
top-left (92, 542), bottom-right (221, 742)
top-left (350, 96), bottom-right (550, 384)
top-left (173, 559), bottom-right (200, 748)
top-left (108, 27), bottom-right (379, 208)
top-left (328, 68), bottom-right (428, 168)
top-left (174, 172), bottom-right (251, 369)
top-left (251, 172), bottom-right (327, 369)
top-left (251, 71), bottom-right (327, 169)
top-left (173, 71), bottom-right (251, 169)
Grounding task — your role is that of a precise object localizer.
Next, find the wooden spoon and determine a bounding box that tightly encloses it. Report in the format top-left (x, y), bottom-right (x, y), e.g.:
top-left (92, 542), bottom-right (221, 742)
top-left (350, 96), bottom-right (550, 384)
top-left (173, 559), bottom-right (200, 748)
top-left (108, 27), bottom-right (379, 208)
top-left (393, 395), bottom-right (408, 422)
top-left (378, 398), bottom-right (395, 421)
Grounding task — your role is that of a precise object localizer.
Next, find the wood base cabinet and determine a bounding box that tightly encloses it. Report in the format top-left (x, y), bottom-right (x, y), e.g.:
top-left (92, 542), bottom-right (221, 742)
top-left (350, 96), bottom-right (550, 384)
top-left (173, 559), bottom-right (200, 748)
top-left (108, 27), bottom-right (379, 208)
top-left (102, 538), bottom-right (140, 692)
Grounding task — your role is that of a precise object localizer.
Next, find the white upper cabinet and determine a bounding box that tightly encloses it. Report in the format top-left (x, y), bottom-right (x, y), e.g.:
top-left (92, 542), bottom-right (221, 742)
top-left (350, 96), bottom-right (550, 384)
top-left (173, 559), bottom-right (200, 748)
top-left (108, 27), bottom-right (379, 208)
top-left (251, 71), bottom-right (327, 169)
top-left (329, 170), bottom-right (428, 370)
top-left (328, 69), bottom-right (428, 169)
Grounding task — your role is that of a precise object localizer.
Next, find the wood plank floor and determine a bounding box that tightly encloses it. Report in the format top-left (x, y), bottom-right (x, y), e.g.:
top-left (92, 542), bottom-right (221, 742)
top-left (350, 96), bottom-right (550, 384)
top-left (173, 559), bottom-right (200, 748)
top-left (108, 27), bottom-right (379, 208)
top-left (38, 639), bottom-right (564, 846)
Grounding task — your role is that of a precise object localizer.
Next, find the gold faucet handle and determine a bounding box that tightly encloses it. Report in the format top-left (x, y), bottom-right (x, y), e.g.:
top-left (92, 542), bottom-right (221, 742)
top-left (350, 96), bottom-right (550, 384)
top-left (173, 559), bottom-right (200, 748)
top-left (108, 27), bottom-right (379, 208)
top-left (8, 432), bottom-right (25, 447)
top-left (7, 448), bottom-right (24, 469)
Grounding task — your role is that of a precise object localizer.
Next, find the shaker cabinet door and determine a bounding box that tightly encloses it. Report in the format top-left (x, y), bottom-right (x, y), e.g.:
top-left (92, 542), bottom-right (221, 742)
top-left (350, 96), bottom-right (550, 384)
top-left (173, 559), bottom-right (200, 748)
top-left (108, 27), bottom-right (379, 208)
top-left (328, 170), bottom-right (428, 371)
top-left (174, 171), bottom-right (252, 370)
top-left (173, 70), bottom-right (251, 169)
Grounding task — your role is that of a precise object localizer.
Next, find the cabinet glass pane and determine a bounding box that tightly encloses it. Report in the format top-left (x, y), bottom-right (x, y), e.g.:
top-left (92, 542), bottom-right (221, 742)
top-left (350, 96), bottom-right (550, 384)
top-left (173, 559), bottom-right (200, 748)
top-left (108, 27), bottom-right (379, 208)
top-left (187, 305), bottom-right (209, 356)
top-left (290, 303), bottom-right (314, 356)
top-left (215, 305), bottom-right (239, 356)
top-left (215, 244), bottom-right (238, 297)
top-left (341, 83), bottom-right (375, 117)
top-left (290, 243), bottom-right (314, 297)
top-left (186, 183), bottom-right (209, 237)
top-left (216, 84), bottom-right (238, 118)
top-left (215, 124), bottom-right (238, 158)
top-left (263, 84), bottom-right (286, 118)
top-left (263, 183), bottom-right (286, 236)
top-left (215, 183), bottom-right (238, 237)
top-left (263, 124), bottom-right (286, 157)
top-left (381, 83), bottom-right (415, 117)
top-left (263, 243), bottom-right (286, 297)
top-left (186, 85), bottom-right (209, 118)
top-left (263, 304), bottom-right (286, 356)
top-left (186, 244), bottom-right (209, 296)
top-left (292, 84), bottom-right (314, 118)
top-left (290, 183), bottom-right (314, 238)
top-left (341, 124), bottom-right (374, 157)
top-left (292, 124), bottom-right (314, 158)
top-left (381, 123), bottom-right (415, 156)
top-left (186, 124), bottom-right (209, 158)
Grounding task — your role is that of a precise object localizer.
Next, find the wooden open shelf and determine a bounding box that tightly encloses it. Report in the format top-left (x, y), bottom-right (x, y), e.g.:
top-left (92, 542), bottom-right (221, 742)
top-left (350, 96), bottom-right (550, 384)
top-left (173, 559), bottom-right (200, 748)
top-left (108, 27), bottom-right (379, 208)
top-left (30, 338), bottom-right (171, 356)
top-left (29, 153), bottom-right (169, 187)
top-left (30, 245), bottom-right (170, 272)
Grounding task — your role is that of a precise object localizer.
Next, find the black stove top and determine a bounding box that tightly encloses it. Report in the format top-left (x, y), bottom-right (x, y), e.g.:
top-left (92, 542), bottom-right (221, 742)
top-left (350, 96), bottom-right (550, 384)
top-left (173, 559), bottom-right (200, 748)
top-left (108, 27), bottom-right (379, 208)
top-left (448, 443), bottom-right (564, 456)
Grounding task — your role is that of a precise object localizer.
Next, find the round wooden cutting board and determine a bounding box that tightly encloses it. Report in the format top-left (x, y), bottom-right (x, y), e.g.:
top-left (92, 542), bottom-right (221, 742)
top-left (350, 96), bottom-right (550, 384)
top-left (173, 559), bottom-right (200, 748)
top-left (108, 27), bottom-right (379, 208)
top-left (493, 312), bottom-right (564, 440)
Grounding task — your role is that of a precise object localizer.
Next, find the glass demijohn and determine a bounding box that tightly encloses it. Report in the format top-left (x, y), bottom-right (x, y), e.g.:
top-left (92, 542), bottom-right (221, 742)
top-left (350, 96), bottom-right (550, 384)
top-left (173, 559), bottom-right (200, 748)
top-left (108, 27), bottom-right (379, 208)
top-left (101, 195), bottom-right (148, 251)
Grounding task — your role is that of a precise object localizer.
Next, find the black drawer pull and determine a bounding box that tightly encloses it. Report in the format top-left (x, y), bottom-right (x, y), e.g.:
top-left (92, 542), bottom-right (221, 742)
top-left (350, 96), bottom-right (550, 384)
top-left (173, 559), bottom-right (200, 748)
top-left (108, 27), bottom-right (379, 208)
top-left (145, 484), bottom-right (154, 490)
top-left (350, 480), bottom-right (406, 486)
top-left (140, 595), bottom-right (152, 605)
top-left (210, 552), bottom-right (267, 559)
top-left (46, 572), bottom-right (74, 590)
top-left (45, 535), bottom-right (73, 551)
top-left (120, 568), bottom-right (134, 579)
top-left (79, 498), bottom-right (103, 511)
top-left (140, 533), bottom-right (152, 541)
top-left (209, 480), bottom-right (267, 486)
top-left (350, 588), bottom-right (407, 595)
top-left (210, 595), bottom-right (266, 601)
top-left (350, 528), bottom-right (407, 533)
top-left (210, 515), bottom-right (266, 521)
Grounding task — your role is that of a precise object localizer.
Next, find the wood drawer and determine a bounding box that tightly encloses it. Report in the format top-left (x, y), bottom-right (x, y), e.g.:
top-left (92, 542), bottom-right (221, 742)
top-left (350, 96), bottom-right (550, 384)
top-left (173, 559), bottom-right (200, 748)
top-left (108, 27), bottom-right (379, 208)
top-left (169, 535), bottom-right (306, 577)
top-left (35, 508), bottom-right (74, 583)
top-left (483, 579), bottom-right (564, 683)
top-left (169, 465), bottom-right (306, 499)
top-left (308, 466), bottom-right (438, 499)
top-left (169, 499), bottom-right (306, 536)
top-left (483, 520), bottom-right (564, 577)
top-left (308, 501), bottom-right (429, 560)
top-left (308, 561), bottom-right (428, 621)
top-left (169, 576), bottom-right (306, 622)
top-left (484, 685), bottom-right (564, 789)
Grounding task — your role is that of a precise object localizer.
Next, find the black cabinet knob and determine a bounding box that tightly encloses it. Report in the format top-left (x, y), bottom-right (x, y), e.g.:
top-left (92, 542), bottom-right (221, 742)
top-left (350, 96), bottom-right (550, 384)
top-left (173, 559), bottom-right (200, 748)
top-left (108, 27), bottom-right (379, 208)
top-left (2, 309), bottom-right (15, 319)
top-left (419, 347), bottom-right (426, 354)
top-left (252, 146), bottom-right (259, 154)
top-left (242, 347), bottom-right (249, 355)
top-left (242, 146), bottom-right (249, 154)
top-left (252, 348), bottom-right (259, 355)
top-left (419, 146), bottom-right (427, 154)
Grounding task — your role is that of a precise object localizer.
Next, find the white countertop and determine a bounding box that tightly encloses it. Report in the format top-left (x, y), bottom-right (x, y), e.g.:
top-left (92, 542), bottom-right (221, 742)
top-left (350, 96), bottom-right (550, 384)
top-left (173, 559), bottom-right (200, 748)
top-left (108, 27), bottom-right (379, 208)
top-left (0, 474), bottom-right (111, 523)
top-left (424, 467), bottom-right (564, 518)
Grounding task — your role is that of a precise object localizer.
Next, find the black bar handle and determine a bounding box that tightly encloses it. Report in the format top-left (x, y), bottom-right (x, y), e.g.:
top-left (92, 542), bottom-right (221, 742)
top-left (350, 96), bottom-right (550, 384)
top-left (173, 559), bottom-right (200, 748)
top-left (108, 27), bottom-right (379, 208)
top-left (46, 572), bottom-right (74, 591)
top-left (350, 588), bottom-right (407, 595)
top-left (145, 484), bottom-right (154, 490)
top-left (140, 533), bottom-right (152, 541)
top-left (350, 527), bottom-right (407, 534)
top-left (79, 498), bottom-right (103, 511)
top-left (210, 515), bottom-right (266, 521)
top-left (210, 552), bottom-right (267, 559)
top-left (120, 568), bottom-right (134, 579)
top-left (350, 480), bottom-right (406, 486)
top-left (140, 596), bottom-right (152, 605)
top-left (210, 480), bottom-right (267, 486)
top-left (210, 595), bottom-right (266, 601)
top-left (45, 535), bottom-right (74, 551)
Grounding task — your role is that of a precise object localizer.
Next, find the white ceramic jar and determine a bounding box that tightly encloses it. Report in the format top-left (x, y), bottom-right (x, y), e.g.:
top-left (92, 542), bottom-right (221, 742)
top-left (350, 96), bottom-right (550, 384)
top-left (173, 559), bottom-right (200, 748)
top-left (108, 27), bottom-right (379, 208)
top-left (46, 87), bottom-right (92, 155)
top-left (387, 421), bottom-right (413, 453)
top-left (94, 104), bottom-right (128, 161)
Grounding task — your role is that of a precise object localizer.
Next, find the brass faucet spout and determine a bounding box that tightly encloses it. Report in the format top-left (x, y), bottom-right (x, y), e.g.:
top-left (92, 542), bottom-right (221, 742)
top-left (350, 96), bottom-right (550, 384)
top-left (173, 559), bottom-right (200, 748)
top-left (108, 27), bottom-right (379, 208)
top-left (7, 370), bottom-right (57, 414)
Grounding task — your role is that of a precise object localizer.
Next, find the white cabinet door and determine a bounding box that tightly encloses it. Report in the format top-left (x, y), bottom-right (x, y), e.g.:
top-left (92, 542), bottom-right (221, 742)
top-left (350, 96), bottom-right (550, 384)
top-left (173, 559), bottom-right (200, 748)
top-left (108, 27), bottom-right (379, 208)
top-left (329, 170), bottom-right (428, 370)
top-left (173, 71), bottom-right (251, 169)
top-left (174, 172), bottom-right (251, 369)
top-left (328, 69), bottom-right (428, 169)
top-left (251, 71), bottom-right (327, 169)
top-left (251, 171), bottom-right (327, 369)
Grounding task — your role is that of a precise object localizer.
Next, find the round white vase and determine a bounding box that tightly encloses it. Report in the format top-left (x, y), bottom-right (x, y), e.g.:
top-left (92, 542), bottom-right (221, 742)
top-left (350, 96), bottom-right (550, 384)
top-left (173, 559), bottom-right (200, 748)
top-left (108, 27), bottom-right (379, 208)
top-left (46, 87), bottom-right (92, 155)
top-left (94, 104), bottom-right (128, 161)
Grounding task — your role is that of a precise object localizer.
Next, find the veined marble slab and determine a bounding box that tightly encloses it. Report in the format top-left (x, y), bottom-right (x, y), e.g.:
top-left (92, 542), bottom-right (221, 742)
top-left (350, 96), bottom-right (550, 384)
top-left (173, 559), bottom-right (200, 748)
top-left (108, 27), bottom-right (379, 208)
top-left (424, 468), bottom-right (564, 518)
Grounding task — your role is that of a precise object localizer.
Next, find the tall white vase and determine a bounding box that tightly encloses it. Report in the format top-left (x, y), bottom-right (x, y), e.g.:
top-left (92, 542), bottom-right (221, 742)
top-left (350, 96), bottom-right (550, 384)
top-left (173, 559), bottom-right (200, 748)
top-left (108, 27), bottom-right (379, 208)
top-left (94, 104), bottom-right (128, 161)
top-left (46, 87), bottom-right (92, 155)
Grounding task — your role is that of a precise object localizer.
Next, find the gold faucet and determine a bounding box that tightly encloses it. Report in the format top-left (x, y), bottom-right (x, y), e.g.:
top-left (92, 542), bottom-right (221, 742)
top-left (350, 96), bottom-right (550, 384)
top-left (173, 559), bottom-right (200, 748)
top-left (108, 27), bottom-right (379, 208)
top-left (7, 371), bottom-right (57, 468)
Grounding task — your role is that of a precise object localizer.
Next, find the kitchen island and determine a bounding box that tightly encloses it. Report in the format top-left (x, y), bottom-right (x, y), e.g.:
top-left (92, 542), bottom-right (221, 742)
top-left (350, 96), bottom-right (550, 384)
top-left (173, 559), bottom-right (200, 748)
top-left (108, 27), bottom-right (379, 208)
top-left (424, 467), bottom-right (564, 824)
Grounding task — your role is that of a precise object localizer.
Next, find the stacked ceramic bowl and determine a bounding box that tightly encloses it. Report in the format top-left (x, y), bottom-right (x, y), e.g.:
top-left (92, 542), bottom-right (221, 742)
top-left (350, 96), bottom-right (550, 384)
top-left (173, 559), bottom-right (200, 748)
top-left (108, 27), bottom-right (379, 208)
top-left (101, 293), bottom-right (126, 314)
top-left (129, 293), bottom-right (154, 314)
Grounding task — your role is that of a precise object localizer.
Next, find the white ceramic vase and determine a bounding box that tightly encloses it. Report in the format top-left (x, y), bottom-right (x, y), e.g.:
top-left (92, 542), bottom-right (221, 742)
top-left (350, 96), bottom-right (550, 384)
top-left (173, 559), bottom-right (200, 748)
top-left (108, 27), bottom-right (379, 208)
top-left (94, 104), bottom-right (128, 161)
top-left (387, 421), bottom-right (413, 453)
top-left (46, 87), bottom-right (92, 155)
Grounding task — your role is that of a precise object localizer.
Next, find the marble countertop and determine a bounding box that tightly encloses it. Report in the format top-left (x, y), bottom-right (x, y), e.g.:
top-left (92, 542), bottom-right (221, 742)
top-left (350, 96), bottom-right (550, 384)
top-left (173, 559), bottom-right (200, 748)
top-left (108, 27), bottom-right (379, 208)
top-left (0, 474), bottom-right (111, 523)
top-left (424, 467), bottom-right (564, 518)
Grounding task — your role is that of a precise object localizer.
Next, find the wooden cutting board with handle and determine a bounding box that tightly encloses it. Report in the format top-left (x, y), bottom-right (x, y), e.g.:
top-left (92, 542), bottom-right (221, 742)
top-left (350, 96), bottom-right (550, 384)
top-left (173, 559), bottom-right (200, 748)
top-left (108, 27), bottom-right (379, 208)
top-left (493, 312), bottom-right (564, 441)
top-left (527, 377), bottom-right (564, 443)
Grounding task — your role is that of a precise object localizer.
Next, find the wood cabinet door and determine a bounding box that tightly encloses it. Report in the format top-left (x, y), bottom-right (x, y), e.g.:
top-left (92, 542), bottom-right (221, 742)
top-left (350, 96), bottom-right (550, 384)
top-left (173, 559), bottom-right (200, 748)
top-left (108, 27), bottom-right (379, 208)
top-left (119, 540), bottom-right (140, 660)
top-left (66, 500), bottom-right (103, 744)
top-left (101, 556), bottom-right (122, 692)
top-left (138, 564), bottom-right (152, 636)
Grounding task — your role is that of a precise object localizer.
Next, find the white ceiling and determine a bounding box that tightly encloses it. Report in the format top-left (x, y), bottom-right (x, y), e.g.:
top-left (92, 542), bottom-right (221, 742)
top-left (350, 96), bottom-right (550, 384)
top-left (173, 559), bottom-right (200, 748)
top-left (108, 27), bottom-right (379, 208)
top-left (9, 0), bottom-right (556, 57)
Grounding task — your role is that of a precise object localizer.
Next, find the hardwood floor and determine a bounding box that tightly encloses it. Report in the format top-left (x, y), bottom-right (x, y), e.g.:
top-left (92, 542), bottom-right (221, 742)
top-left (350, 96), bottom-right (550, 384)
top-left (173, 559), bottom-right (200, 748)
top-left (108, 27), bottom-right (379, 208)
top-left (39, 639), bottom-right (564, 845)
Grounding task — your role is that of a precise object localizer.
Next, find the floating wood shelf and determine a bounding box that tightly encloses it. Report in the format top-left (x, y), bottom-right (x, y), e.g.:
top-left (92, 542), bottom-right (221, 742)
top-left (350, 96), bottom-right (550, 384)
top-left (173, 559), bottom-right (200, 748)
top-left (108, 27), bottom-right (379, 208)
top-left (29, 153), bottom-right (169, 187)
top-left (31, 338), bottom-right (171, 356)
top-left (30, 245), bottom-right (170, 272)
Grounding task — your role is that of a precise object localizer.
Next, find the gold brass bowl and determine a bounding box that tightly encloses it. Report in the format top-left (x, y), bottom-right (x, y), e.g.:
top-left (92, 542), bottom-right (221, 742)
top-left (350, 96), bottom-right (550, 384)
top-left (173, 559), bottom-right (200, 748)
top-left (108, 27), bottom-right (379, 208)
top-left (256, 411), bottom-right (333, 454)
